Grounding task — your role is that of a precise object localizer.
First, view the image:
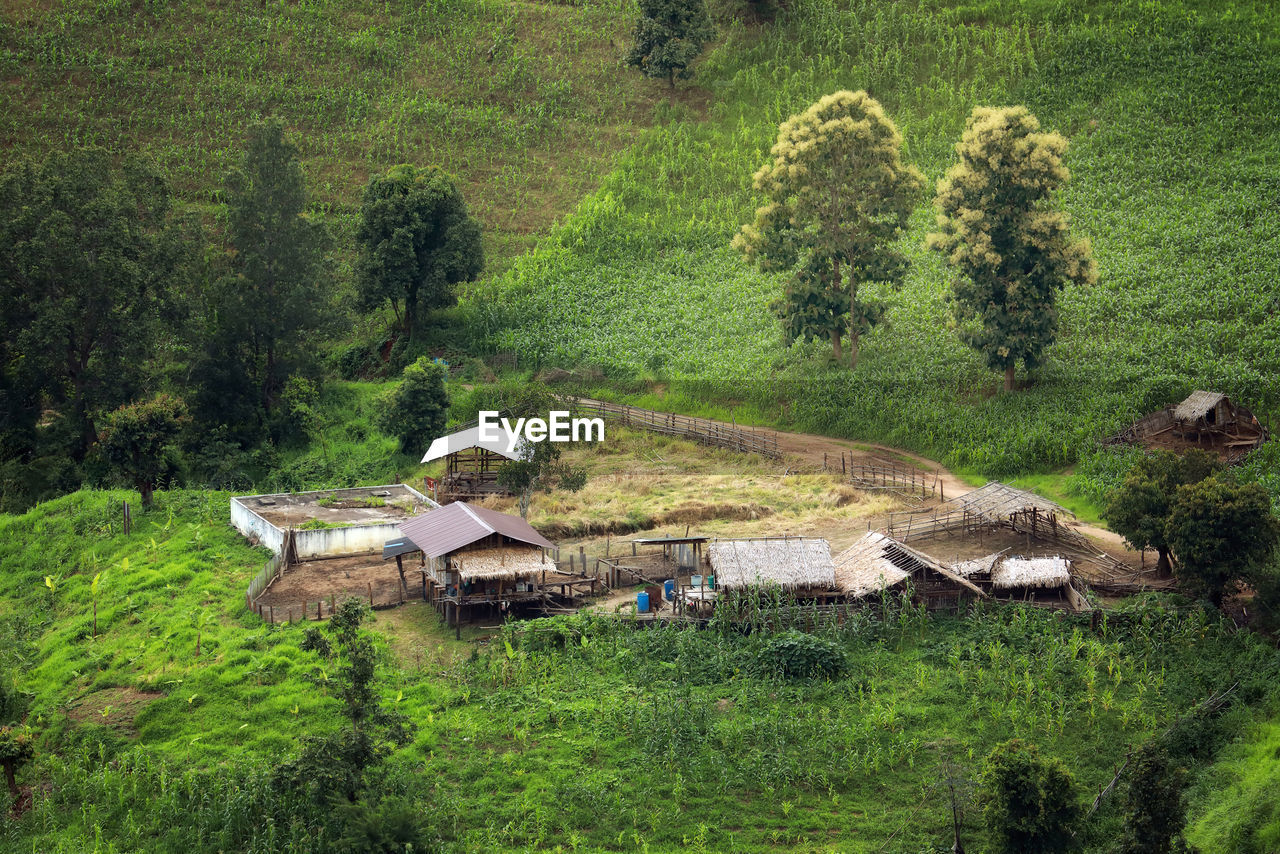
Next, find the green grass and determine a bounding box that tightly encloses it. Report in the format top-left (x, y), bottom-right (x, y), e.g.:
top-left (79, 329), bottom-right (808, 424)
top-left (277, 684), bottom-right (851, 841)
top-left (1186, 709), bottom-right (1280, 853)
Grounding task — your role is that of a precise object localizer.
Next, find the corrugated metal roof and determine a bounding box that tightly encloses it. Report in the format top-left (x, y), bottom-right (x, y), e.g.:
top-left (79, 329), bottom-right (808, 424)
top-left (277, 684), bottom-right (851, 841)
top-left (420, 425), bottom-right (531, 464)
top-left (397, 501), bottom-right (554, 559)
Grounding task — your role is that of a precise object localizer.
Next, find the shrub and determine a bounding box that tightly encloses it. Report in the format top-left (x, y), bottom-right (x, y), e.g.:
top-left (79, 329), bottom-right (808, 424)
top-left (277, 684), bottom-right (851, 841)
top-left (758, 630), bottom-right (845, 679)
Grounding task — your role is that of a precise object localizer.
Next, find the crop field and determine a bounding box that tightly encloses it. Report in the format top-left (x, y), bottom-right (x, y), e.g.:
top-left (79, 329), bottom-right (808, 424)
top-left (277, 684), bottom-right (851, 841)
top-left (0, 0), bottom-right (661, 270)
top-left (472, 0), bottom-right (1280, 481)
top-left (1, 489), bottom-right (1277, 852)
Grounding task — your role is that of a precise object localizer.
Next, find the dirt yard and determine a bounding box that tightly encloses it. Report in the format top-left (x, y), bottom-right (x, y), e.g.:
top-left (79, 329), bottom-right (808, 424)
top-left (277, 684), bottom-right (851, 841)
top-left (255, 554), bottom-right (417, 618)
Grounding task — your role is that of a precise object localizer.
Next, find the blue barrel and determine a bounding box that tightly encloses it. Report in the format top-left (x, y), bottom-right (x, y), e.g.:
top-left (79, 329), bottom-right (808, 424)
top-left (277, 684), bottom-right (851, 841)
top-left (663, 579), bottom-right (675, 601)
top-left (637, 591), bottom-right (650, 613)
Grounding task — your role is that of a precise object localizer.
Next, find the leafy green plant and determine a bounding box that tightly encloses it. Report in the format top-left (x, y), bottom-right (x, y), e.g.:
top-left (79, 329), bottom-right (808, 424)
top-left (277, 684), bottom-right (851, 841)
top-left (757, 630), bottom-right (846, 680)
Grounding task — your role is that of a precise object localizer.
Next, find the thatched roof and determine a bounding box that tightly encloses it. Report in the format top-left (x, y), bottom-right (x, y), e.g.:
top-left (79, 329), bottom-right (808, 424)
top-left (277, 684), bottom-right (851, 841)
top-left (708, 538), bottom-right (835, 590)
top-left (1173, 391), bottom-right (1227, 423)
top-left (990, 556), bottom-right (1071, 590)
top-left (833, 532), bottom-right (910, 597)
top-left (833, 532), bottom-right (987, 599)
top-left (951, 553), bottom-right (1003, 578)
top-left (945, 482), bottom-right (1071, 524)
top-left (451, 546), bottom-right (545, 581)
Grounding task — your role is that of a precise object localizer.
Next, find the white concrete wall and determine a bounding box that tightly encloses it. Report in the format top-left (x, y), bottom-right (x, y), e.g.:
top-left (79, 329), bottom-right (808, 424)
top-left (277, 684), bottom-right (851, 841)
top-left (230, 498), bottom-right (285, 553)
top-left (294, 522), bottom-right (407, 560)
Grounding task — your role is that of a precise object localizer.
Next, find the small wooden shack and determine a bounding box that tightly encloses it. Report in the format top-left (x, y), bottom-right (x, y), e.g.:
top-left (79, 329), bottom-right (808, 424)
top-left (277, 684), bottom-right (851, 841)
top-left (833, 531), bottom-right (986, 611)
top-left (420, 425), bottom-right (528, 500)
top-left (1106, 391), bottom-right (1268, 462)
top-left (952, 552), bottom-right (1091, 612)
top-left (389, 501), bottom-right (555, 625)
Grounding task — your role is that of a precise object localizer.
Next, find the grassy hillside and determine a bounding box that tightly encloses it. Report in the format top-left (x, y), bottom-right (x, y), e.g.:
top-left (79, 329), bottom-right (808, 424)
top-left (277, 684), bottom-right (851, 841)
top-left (2, 489), bottom-right (1277, 852)
top-left (473, 0), bottom-right (1280, 479)
top-left (0, 0), bottom-right (662, 270)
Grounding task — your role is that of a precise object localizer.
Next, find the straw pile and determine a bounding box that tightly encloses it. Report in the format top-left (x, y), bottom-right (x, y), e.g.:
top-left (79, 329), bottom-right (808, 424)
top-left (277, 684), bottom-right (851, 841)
top-left (451, 546), bottom-right (545, 581)
top-left (833, 532), bottom-right (910, 597)
top-left (709, 538), bottom-right (835, 590)
top-left (990, 556), bottom-right (1071, 590)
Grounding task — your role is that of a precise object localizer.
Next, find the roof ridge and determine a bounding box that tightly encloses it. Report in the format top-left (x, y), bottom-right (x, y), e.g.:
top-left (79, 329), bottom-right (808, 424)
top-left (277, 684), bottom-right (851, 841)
top-left (455, 501), bottom-right (494, 534)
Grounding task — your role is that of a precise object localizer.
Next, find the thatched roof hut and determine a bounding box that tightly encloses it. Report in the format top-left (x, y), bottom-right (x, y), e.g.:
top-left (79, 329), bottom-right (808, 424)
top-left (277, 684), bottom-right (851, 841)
top-left (990, 556), bottom-right (1072, 590)
top-left (708, 538), bottom-right (835, 591)
top-left (951, 553), bottom-right (1002, 579)
top-left (949, 482), bottom-right (1071, 525)
top-left (451, 546), bottom-right (545, 581)
top-left (833, 532), bottom-right (910, 597)
top-left (1173, 391), bottom-right (1230, 425)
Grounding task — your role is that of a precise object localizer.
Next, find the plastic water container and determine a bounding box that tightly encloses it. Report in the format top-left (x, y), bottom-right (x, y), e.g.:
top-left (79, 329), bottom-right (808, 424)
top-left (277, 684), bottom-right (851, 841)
top-left (637, 591), bottom-right (650, 613)
top-left (663, 579), bottom-right (675, 601)
top-left (708, 575), bottom-right (715, 588)
top-left (691, 574), bottom-right (704, 588)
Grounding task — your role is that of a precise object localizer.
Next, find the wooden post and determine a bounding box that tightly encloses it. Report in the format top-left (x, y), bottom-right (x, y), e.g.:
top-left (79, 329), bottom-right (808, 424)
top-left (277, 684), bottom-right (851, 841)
top-left (579, 546), bottom-right (586, 576)
top-left (316, 601), bottom-right (322, 620)
top-left (368, 582), bottom-right (374, 607)
top-left (268, 604), bottom-right (274, 623)
top-left (122, 501), bottom-right (131, 536)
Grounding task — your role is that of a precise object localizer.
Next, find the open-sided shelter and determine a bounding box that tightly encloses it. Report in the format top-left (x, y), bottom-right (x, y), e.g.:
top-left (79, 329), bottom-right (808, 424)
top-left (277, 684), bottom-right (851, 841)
top-left (1105, 390), bottom-right (1267, 463)
top-left (834, 531), bottom-right (985, 610)
top-left (421, 425), bottom-right (529, 500)
top-left (388, 501), bottom-right (555, 624)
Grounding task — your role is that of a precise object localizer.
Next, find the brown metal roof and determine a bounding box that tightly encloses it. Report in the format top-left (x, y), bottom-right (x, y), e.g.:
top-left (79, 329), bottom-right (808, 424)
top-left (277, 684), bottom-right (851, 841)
top-left (396, 501), bottom-right (554, 559)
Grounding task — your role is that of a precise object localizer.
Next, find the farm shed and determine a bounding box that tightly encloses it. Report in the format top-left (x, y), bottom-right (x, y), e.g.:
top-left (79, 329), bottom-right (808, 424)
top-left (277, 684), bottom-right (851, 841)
top-left (421, 425), bottom-right (529, 500)
top-left (708, 537), bottom-right (835, 593)
top-left (834, 531), bottom-right (986, 610)
top-left (953, 552), bottom-right (1091, 613)
top-left (391, 500), bottom-right (560, 625)
top-left (1105, 390), bottom-right (1267, 462)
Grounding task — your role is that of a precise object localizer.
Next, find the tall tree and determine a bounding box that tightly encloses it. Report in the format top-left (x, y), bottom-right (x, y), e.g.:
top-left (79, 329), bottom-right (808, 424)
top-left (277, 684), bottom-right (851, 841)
top-left (1166, 476), bottom-right (1279, 608)
top-left (1103, 449), bottom-right (1220, 575)
top-left (223, 119), bottom-right (330, 414)
top-left (98, 394), bottom-right (188, 507)
top-left (355, 165), bottom-right (483, 343)
top-left (979, 739), bottom-right (1080, 854)
top-left (0, 150), bottom-right (185, 458)
top-left (1117, 742), bottom-right (1188, 854)
top-left (927, 106), bottom-right (1097, 391)
top-left (625, 0), bottom-right (715, 89)
top-left (735, 91), bottom-right (924, 368)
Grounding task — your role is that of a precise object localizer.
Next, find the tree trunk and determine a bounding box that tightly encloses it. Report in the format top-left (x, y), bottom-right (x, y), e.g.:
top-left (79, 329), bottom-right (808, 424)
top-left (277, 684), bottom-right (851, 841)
top-left (1155, 547), bottom-right (1172, 577)
top-left (140, 481), bottom-right (155, 508)
top-left (830, 329), bottom-right (843, 363)
top-left (1004, 364), bottom-right (1016, 391)
top-left (2, 760), bottom-right (16, 801)
top-left (849, 327), bottom-right (860, 370)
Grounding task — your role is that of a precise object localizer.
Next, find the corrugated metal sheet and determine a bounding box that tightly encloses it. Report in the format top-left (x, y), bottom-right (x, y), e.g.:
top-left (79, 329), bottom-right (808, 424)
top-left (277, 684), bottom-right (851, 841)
top-left (397, 501), bottom-right (554, 559)
top-left (420, 425), bottom-right (530, 464)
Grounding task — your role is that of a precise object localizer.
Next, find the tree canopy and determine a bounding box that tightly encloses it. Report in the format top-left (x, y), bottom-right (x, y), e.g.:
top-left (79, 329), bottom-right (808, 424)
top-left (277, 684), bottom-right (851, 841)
top-left (97, 393), bottom-right (189, 507)
top-left (735, 90), bottom-right (924, 368)
top-left (355, 164), bottom-right (483, 343)
top-left (1166, 475), bottom-right (1279, 607)
top-left (0, 149), bottom-right (186, 458)
top-left (979, 739), bottom-right (1080, 854)
top-left (221, 119), bottom-right (331, 415)
top-left (625, 0), bottom-right (715, 89)
top-left (379, 357), bottom-right (449, 454)
top-left (1103, 449), bottom-right (1220, 575)
top-left (927, 106), bottom-right (1097, 390)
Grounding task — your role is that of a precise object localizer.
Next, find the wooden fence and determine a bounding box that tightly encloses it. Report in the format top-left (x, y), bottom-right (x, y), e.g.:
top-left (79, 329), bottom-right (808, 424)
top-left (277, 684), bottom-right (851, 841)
top-left (822, 453), bottom-right (939, 499)
top-left (568, 399), bottom-right (780, 459)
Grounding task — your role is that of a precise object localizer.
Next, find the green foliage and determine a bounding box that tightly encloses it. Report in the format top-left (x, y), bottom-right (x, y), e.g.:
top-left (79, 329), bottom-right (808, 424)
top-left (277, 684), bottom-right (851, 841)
top-left (379, 357), bottom-right (449, 454)
top-left (979, 738), bottom-right (1080, 854)
top-left (757, 629), bottom-right (846, 679)
top-left (275, 599), bottom-right (415, 804)
top-left (333, 797), bottom-right (432, 854)
top-left (356, 164), bottom-right (484, 342)
top-left (735, 90), bottom-right (924, 368)
top-left (1185, 714), bottom-right (1280, 854)
top-left (496, 425), bottom-right (589, 518)
top-left (98, 393), bottom-right (190, 507)
top-left (1166, 476), bottom-right (1280, 607)
top-left (0, 148), bottom-right (187, 458)
top-left (928, 106), bottom-right (1097, 391)
top-left (0, 724), bottom-right (35, 801)
top-left (1117, 742), bottom-right (1188, 854)
top-left (625, 0), bottom-right (715, 89)
top-left (1102, 450), bottom-right (1220, 575)
top-left (221, 119), bottom-right (332, 416)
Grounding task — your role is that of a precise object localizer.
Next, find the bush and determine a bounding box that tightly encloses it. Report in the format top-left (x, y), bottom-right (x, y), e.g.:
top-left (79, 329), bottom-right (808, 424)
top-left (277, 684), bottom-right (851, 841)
top-left (758, 630), bottom-right (845, 679)
top-left (979, 739), bottom-right (1080, 854)
top-left (378, 358), bottom-right (449, 453)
